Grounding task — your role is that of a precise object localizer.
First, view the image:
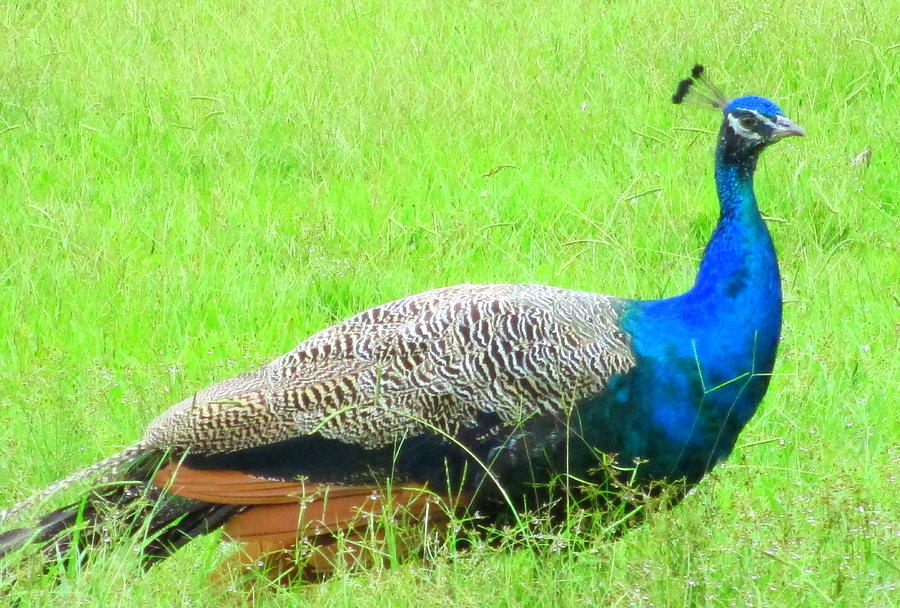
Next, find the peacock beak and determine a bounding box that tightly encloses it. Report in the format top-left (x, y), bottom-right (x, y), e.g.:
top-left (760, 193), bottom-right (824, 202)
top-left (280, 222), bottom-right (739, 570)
top-left (772, 115), bottom-right (806, 139)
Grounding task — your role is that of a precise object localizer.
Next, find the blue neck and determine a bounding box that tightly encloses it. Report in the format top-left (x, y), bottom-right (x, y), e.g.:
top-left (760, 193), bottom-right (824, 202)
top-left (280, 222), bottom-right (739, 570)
top-left (692, 148), bottom-right (768, 300)
top-left (579, 144), bottom-right (782, 483)
top-left (638, 146), bottom-right (782, 368)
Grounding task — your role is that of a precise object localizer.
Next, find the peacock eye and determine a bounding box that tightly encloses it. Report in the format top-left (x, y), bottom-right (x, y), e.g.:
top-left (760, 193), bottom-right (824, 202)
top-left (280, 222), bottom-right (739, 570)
top-left (738, 115), bottom-right (757, 129)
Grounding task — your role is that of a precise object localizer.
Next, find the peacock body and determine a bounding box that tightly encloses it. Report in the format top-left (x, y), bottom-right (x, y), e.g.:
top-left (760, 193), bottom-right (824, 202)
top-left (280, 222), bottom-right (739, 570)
top-left (0, 66), bottom-right (804, 580)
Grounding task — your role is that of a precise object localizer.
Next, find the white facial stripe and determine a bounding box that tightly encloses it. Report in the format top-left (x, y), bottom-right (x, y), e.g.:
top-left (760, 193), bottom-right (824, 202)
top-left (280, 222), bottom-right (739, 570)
top-left (726, 113), bottom-right (762, 140)
top-left (747, 109), bottom-right (777, 129)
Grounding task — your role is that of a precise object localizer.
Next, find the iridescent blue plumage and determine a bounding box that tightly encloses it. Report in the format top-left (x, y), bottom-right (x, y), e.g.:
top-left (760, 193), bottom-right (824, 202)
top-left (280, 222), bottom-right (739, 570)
top-left (727, 95), bottom-right (783, 116)
top-left (579, 81), bottom-right (805, 484)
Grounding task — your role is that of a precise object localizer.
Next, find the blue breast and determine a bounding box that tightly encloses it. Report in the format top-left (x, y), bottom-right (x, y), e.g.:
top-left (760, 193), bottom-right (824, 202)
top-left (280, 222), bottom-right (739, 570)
top-left (576, 156), bottom-right (782, 484)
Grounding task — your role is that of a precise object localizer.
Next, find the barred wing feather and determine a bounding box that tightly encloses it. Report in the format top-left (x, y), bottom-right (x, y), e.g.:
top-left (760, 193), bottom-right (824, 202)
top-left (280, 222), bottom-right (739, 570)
top-left (144, 284), bottom-right (636, 455)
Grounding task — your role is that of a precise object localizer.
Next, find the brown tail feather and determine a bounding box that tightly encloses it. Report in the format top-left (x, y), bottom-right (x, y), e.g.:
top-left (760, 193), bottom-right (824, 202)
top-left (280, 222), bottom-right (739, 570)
top-left (223, 494), bottom-right (458, 582)
top-left (153, 463), bottom-right (466, 581)
top-left (154, 465), bottom-right (307, 504)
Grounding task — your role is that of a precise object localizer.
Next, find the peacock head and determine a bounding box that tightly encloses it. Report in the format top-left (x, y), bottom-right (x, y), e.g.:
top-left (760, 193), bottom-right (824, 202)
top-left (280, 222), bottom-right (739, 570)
top-left (673, 65), bottom-right (804, 162)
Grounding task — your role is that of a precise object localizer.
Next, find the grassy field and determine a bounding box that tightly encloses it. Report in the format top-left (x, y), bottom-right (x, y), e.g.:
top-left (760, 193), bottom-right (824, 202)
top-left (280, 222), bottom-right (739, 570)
top-left (1, 0), bottom-right (897, 605)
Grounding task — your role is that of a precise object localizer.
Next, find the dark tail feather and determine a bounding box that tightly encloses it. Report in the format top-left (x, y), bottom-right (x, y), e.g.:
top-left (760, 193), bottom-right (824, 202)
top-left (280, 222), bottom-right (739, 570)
top-left (0, 453), bottom-right (242, 571)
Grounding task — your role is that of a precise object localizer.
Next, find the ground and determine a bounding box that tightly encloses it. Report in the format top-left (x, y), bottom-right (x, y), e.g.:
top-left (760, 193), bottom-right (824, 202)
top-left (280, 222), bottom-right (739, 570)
top-left (0, 1), bottom-right (897, 606)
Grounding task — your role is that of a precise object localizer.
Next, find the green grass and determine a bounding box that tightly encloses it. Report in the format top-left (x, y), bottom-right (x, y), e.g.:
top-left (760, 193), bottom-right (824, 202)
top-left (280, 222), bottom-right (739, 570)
top-left (1, 0), bottom-right (897, 605)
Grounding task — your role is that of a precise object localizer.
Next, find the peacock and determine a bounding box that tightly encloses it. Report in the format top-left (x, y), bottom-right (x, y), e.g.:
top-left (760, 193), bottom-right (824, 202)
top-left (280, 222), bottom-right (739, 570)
top-left (0, 65), bottom-right (804, 582)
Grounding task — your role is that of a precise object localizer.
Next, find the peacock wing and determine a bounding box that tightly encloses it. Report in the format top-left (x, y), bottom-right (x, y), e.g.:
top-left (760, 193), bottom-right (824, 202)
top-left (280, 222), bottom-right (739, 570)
top-left (143, 283), bottom-right (636, 456)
